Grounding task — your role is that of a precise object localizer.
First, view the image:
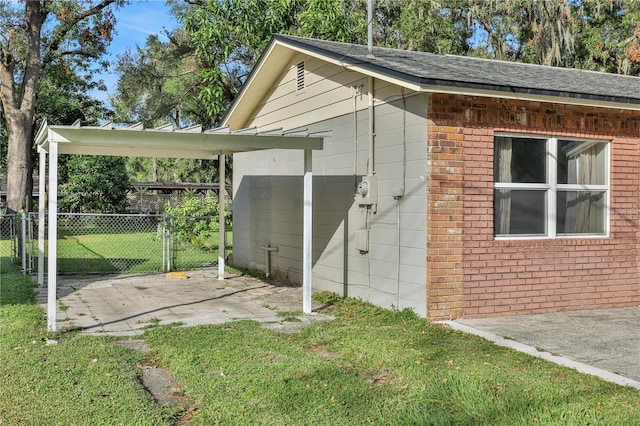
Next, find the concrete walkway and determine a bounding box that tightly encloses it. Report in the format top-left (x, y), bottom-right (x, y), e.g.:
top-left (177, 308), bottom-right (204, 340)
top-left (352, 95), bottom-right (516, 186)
top-left (446, 307), bottom-right (640, 389)
top-left (36, 269), bottom-right (331, 336)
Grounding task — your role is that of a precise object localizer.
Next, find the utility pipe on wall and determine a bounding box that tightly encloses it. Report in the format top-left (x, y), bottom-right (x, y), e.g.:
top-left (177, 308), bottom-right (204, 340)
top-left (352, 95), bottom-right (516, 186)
top-left (261, 244), bottom-right (279, 278)
top-left (353, 87), bottom-right (358, 175)
top-left (368, 76), bottom-right (375, 176)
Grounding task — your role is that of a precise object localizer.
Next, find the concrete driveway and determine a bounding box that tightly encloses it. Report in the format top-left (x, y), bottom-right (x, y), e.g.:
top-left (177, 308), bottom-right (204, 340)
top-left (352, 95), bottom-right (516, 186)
top-left (447, 307), bottom-right (640, 389)
top-left (36, 269), bottom-right (331, 336)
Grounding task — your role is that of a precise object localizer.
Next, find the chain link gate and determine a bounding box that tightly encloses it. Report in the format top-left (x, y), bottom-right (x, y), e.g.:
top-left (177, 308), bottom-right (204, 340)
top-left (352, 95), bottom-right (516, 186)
top-left (25, 213), bottom-right (230, 275)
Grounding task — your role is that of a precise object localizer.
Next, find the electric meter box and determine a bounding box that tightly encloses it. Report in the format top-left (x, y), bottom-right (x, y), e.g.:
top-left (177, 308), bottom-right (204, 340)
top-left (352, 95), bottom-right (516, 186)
top-left (356, 175), bottom-right (378, 206)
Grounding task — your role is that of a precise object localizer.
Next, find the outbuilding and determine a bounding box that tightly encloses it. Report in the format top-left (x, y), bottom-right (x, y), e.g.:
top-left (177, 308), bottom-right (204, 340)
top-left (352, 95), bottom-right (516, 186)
top-left (224, 34), bottom-right (640, 320)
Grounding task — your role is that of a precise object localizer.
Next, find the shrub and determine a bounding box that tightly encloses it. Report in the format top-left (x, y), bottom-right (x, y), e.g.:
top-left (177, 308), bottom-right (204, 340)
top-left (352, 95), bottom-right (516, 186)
top-left (164, 194), bottom-right (231, 250)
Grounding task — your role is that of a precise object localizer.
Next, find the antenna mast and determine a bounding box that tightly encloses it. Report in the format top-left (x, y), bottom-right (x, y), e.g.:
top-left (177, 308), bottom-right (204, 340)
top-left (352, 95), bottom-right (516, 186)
top-left (367, 0), bottom-right (373, 54)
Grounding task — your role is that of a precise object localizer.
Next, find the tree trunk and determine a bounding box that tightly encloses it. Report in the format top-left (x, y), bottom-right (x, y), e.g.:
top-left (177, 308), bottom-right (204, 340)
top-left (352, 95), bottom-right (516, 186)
top-left (1, 1), bottom-right (43, 213)
top-left (152, 158), bottom-right (158, 182)
top-left (4, 111), bottom-right (34, 213)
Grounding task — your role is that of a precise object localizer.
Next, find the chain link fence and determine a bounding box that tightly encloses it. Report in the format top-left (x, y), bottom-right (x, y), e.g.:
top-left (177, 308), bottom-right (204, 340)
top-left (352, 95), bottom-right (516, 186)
top-left (7, 213), bottom-right (231, 275)
top-left (0, 213), bottom-right (18, 267)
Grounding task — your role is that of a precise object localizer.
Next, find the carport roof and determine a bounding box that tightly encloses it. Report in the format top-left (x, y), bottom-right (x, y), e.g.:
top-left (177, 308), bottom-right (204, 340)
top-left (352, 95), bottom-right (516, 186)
top-left (35, 119), bottom-right (326, 158)
top-left (36, 119), bottom-right (328, 332)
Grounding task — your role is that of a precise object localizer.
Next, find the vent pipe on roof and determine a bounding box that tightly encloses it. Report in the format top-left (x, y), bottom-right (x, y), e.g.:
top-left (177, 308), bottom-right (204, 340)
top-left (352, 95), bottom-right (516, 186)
top-left (367, 0), bottom-right (373, 55)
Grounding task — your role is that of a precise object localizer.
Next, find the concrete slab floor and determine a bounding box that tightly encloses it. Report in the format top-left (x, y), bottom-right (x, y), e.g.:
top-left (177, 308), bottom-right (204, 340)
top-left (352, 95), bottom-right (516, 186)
top-left (450, 307), bottom-right (640, 389)
top-left (36, 269), bottom-right (333, 336)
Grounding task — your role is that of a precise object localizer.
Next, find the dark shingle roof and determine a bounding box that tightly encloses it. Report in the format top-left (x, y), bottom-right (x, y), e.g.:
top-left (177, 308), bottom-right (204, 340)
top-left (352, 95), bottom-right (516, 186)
top-left (275, 34), bottom-right (640, 106)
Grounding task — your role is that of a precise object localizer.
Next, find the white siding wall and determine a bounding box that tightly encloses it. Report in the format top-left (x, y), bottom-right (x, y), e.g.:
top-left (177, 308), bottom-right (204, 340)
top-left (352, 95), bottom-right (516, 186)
top-left (233, 55), bottom-right (428, 316)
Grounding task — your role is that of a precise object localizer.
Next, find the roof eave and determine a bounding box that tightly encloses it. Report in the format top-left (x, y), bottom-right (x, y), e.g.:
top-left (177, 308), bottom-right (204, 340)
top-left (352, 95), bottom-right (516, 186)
top-left (223, 35), bottom-right (640, 129)
top-left (37, 123), bottom-right (325, 160)
top-left (419, 81), bottom-right (640, 111)
top-left (222, 37), bottom-right (298, 129)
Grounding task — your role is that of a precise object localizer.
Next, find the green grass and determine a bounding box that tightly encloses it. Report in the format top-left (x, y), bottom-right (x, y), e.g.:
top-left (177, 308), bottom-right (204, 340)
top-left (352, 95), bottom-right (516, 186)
top-left (142, 296), bottom-right (640, 425)
top-left (0, 263), bottom-right (175, 425)
top-left (0, 258), bottom-right (37, 306)
top-left (2, 259), bottom-right (640, 425)
top-left (55, 231), bottom-right (165, 273)
top-left (17, 230), bottom-right (233, 274)
top-left (56, 230), bottom-right (232, 273)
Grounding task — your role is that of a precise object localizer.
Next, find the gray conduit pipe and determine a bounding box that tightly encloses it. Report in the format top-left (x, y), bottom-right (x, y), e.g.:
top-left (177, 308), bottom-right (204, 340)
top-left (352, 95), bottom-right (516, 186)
top-left (261, 244), bottom-right (279, 278)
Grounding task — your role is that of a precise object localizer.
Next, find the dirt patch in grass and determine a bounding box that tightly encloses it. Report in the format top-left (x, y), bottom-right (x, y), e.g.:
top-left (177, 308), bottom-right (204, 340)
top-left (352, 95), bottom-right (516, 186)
top-left (116, 339), bottom-right (150, 352)
top-left (139, 365), bottom-right (189, 407)
top-left (118, 339), bottom-right (195, 424)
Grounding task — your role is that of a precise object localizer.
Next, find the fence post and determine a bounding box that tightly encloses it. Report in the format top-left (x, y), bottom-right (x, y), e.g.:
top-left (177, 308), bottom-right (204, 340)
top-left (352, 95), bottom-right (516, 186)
top-left (11, 215), bottom-right (17, 265)
top-left (21, 212), bottom-right (27, 274)
top-left (27, 213), bottom-right (33, 274)
top-left (162, 217), bottom-right (171, 272)
top-left (165, 230), bottom-right (172, 272)
top-left (162, 230), bottom-right (168, 272)
top-left (162, 229), bottom-right (166, 272)
top-left (168, 227), bottom-right (173, 271)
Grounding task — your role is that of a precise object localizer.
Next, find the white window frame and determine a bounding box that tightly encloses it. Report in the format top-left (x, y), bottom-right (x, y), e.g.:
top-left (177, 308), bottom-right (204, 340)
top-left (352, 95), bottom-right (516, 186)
top-left (494, 133), bottom-right (610, 240)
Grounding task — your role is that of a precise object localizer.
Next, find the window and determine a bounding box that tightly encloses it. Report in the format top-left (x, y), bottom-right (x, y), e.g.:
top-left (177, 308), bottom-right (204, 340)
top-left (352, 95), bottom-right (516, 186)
top-left (494, 135), bottom-right (608, 238)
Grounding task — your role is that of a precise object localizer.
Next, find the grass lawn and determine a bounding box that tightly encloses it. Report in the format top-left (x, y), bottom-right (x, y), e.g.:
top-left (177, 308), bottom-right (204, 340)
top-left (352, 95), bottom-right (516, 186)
top-left (55, 230), bottom-right (233, 274)
top-left (0, 261), bottom-right (173, 425)
top-left (2, 260), bottom-right (640, 425)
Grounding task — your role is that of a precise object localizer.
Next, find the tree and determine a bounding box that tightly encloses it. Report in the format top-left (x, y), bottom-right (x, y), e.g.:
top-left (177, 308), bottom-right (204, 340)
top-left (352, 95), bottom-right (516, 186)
top-left (569, 1), bottom-right (640, 74)
top-left (177, 0), bottom-right (305, 121)
top-left (176, 0), bottom-right (465, 120)
top-left (58, 155), bottom-right (129, 213)
top-left (455, 0), bottom-right (640, 74)
top-left (0, 0), bottom-right (122, 214)
top-left (110, 28), bottom-right (222, 184)
top-left (111, 29), bottom-right (208, 128)
top-left (392, 0), bottom-right (470, 53)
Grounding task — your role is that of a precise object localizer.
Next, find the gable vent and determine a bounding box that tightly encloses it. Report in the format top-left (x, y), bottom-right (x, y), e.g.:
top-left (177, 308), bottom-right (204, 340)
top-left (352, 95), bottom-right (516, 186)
top-left (296, 61), bottom-right (305, 92)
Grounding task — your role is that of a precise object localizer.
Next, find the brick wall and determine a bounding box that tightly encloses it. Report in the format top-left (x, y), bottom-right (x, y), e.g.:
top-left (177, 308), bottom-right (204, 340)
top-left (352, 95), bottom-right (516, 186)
top-left (427, 93), bottom-right (640, 320)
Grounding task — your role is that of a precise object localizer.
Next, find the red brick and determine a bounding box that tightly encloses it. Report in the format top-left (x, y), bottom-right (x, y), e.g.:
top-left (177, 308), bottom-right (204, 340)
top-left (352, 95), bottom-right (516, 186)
top-left (426, 93), bottom-right (640, 320)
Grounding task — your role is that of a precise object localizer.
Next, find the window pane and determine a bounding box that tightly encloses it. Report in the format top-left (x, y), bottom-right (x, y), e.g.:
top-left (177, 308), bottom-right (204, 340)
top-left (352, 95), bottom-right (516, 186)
top-left (494, 137), bottom-right (547, 183)
top-left (557, 191), bottom-right (606, 235)
top-left (494, 189), bottom-right (546, 235)
top-left (557, 141), bottom-right (607, 185)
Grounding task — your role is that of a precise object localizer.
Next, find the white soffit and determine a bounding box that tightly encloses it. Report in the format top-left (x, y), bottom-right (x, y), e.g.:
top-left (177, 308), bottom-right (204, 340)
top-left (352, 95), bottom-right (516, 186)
top-left (36, 120), bottom-right (327, 158)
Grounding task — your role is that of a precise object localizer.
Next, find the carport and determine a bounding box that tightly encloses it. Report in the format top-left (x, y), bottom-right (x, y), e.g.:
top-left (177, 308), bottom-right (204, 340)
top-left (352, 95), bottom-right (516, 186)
top-left (35, 120), bottom-right (327, 331)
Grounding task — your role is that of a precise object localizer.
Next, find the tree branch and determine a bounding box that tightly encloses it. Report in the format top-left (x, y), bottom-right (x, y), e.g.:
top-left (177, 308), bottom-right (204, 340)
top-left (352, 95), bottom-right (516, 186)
top-left (0, 53), bottom-right (17, 111)
top-left (43, 0), bottom-right (118, 65)
top-left (57, 48), bottom-right (101, 60)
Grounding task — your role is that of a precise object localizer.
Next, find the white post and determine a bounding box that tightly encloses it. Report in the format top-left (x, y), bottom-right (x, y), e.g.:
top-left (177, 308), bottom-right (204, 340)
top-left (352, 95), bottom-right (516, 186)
top-left (303, 150), bottom-right (313, 314)
top-left (47, 141), bottom-right (58, 332)
top-left (38, 148), bottom-right (46, 286)
top-left (218, 154), bottom-right (226, 280)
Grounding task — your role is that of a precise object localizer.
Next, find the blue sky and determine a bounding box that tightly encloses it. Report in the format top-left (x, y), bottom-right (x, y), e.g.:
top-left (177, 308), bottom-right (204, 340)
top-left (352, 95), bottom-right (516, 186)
top-left (95, 0), bottom-right (178, 102)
